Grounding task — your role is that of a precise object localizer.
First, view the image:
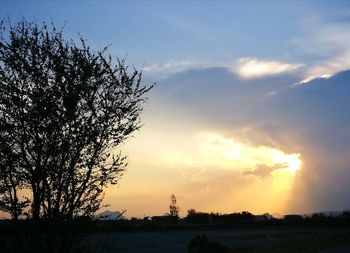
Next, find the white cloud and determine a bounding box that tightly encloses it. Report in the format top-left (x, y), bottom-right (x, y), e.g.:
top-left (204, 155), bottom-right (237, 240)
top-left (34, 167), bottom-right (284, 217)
top-left (293, 15), bottom-right (350, 83)
top-left (144, 58), bottom-right (302, 80)
top-left (143, 60), bottom-right (214, 78)
top-left (233, 58), bottom-right (302, 79)
top-left (296, 74), bottom-right (332, 85)
top-left (144, 60), bottom-right (204, 73)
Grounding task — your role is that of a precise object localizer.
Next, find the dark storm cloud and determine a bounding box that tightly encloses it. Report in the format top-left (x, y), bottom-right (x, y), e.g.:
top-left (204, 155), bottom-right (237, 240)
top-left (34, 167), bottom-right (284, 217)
top-left (149, 67), bottom-right (350, 212)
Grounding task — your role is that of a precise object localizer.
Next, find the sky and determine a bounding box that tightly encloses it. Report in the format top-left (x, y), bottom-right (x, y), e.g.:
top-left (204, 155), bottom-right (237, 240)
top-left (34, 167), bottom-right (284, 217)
top-left (1, 0), bottom-right (350, 218)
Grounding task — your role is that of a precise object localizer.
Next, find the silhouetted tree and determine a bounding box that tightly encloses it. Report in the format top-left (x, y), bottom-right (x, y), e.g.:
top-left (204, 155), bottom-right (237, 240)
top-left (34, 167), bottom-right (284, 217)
top-left (0, 142), bottom-right (29, 220)
top-left (187, 208), bottom-right (196, 216)
top-left (185, 210), bottom-right (210, 224)
top-left (0, 20), bottom-right (152, 220)
top-left (168, 194), bottom-right (180, 218)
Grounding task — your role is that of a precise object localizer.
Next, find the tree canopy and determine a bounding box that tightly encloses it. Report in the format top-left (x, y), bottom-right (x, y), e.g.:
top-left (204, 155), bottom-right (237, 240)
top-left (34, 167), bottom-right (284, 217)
top-left (0, 20), bottom-right (152, 220)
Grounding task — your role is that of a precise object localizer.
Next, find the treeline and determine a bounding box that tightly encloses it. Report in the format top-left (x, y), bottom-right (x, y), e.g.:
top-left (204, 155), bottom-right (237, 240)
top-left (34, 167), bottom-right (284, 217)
top-left (184, 210), bottom-right (350, 226)
top-left (128, 210), bottom-right (350, 229)
top-left (184, 210), bottom-right (256, 224)
top-left (58, 210), bottom-right (350, 232)
top-left (1, 210), bottom-right (349, 230)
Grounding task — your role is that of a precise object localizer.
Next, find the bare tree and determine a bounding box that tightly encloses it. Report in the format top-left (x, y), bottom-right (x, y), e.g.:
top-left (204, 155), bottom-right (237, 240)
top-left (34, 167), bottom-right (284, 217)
top-left (0, 20), bottom-right (152, 220)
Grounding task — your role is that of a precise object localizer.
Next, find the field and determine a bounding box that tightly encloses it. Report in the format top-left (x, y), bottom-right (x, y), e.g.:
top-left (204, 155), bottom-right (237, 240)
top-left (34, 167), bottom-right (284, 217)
top-left (83, 226), bottom-right (350, 253)
top-left (2, 218), bottom-right (350, 253)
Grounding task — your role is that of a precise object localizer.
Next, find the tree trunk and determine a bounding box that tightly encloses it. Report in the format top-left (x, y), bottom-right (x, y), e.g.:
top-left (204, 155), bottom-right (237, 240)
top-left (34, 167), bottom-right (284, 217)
top-left (32, 186), bottom-right (41, 220)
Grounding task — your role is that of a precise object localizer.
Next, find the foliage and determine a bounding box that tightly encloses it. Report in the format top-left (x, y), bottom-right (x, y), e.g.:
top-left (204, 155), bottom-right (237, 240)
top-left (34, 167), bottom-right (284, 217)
top-left (188, 235), bottom-right (233, 253)
top-left (185, 210), bottom-right (255, 224)
top-left (0, 20), bottom-right (152, 220)
top-left (168, 194), bottom-right (180, 218)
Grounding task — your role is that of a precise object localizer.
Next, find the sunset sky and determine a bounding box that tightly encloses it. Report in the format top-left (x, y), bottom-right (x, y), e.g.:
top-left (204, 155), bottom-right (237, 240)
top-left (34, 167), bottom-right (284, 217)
top-left (2, 1), bottom-right (350, 218)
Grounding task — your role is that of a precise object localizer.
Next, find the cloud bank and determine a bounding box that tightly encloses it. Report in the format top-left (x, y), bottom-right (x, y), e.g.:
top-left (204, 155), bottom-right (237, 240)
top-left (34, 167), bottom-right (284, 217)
top-left (146, 65), bottom-right (350, 214)
top-left (143, 57), bottom-right (303, 80)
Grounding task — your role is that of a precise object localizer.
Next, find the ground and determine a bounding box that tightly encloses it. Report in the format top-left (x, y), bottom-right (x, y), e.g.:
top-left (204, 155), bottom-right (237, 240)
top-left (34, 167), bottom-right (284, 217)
top-left (84, 227), bottom-right (350, 253)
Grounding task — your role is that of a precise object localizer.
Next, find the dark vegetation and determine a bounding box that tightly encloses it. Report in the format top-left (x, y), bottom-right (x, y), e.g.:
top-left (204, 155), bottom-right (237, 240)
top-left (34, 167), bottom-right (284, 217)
top-left (95, 210), bottom-right (350, 231)
top-left (188, 235), bottom-right (233, 253)
top-left (0, 19), bottom-right (152, 252)
top-left (1, 210), bottom-right (350, 252)
top-left (167, 194), bottom-right (180, 218)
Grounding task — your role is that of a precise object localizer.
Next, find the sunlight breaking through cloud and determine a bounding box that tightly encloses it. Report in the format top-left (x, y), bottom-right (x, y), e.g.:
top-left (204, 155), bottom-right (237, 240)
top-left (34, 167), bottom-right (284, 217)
top-left (175, 132), bottom-right (303, 192)
top-left (234, 58), bottom-right (302, 79)
top-left (164, 132), bottom-right (303, 213)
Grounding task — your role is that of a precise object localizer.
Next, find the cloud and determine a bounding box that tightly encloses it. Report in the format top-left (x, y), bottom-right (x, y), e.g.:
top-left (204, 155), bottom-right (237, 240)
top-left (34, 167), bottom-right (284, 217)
top-left (296, 74), bottom-right (332, 85)
top-left (144, 57), bottom-right (303, 81)
top-left (243, 163), bottom-right (287, 178)
top-left (121, 63), bottom-right (350, 215)
top-left (156, 66), bottom-right (350, 212)
top-left (168, 132), bottom-right (302, 183)
top-left (143, 60), bottom-right (212, 78)
top-left (233, 58), bottom-right (303, 79)
top-left (293, 15), bottom-right (350, 82)
top-left (163, 132), bottom-right (302, 212)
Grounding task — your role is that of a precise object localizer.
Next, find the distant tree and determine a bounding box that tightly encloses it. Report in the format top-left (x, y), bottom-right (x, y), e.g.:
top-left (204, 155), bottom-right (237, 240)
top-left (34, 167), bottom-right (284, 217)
top-left (0, 20), bottom-right (152, 220)
top-left (187, 208), bottom-right (196, 216)
top-left (185, 211), bottom-right (210, 224)
top-left (168, 194), bottom-right (180, 218)
top-left (343, 211), bottom-right (350, 218)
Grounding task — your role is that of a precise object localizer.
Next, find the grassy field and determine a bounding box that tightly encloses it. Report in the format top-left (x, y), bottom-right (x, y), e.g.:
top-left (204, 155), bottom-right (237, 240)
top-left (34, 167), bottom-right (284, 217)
top-left (81, 227), bottom-right (350, 253)
top-left (2, 220), bottom-right (350, 252)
